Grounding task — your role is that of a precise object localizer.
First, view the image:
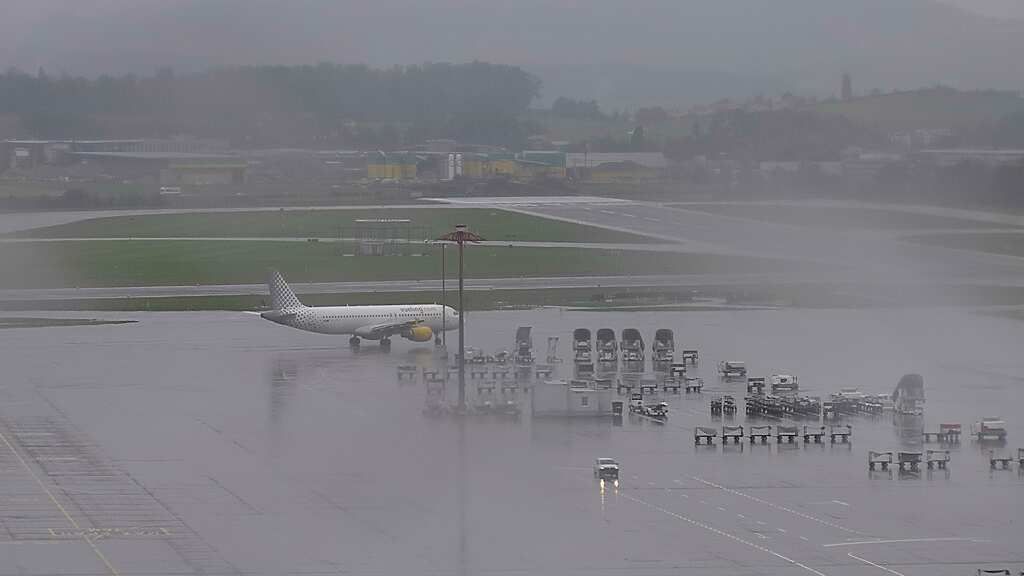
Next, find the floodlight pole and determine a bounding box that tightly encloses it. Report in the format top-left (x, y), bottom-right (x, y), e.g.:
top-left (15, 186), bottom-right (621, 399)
top-left (435, 224), bottom-right (483, 412)
top-left (458, 240), bottom-right (465, 408)
top-left (441, 243), bottom-right (446, 348)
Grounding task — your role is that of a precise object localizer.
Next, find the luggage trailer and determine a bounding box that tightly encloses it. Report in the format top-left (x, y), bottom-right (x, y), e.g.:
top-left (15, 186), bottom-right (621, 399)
top-left (652, 328), bottom-right (675, 365)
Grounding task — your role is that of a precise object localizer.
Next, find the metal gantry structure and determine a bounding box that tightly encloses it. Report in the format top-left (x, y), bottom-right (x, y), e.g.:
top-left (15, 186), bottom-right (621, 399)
top-left (341, 219), bottom-right (430, 256)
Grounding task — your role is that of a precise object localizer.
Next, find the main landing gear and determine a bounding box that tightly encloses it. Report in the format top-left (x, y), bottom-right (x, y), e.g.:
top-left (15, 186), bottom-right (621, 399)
top-left (349, 336), bottom-right (390, 351)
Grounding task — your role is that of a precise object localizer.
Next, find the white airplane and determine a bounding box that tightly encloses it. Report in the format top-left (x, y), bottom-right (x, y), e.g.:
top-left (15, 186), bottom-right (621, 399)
top-left (260, 269), bottom-right (458, 348)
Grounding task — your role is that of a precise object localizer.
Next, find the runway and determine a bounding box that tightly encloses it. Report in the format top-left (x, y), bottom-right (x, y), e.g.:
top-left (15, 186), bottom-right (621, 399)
top-left (493, 201), bottom-right (1024, 283)
top-left (0, 307), bottom-right (1021, 575)
top-left (4, 198), bottom-right (1024, 303)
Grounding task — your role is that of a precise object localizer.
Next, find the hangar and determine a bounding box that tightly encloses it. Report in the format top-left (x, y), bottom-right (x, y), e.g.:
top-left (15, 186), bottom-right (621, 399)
top-left (72, 151), bottom-right (247, 187)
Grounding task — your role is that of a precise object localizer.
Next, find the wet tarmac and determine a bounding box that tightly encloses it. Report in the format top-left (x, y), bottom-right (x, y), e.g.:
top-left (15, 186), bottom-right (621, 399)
top-left (505, 202), bottom-right (1024, 282)
top-left (1, 307), bottom-right (1022, 575)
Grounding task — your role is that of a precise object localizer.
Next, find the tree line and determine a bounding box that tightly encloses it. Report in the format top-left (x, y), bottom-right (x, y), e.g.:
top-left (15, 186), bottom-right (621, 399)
top-left (0, 62), bottom-right (540, 148)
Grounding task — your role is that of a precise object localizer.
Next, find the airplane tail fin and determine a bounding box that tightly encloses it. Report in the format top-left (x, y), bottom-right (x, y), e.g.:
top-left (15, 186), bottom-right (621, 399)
top-left (267, 269), bottom-right (304, 310)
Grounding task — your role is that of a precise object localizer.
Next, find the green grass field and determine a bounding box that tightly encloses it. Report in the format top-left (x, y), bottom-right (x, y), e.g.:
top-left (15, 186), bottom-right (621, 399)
top-left (671, 203), bottom-right (1009, 230)
top-left (0, 240), bottom-right (794, 289)
top-left (904, 232), bottom-right (1024, 258)
top-left (10, 208), bottom-right (652, 243)
top-left (0, 181), bottom-right (65, 199)
top-left (0, 317), bottom-right (136, 328)
top-left (0, 289), bottom-right (642, 312)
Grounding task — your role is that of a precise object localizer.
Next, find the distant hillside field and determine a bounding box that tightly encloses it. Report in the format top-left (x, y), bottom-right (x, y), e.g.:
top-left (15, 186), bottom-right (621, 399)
top-left (525, 110), bottom-right (693, 143)
top-left (816, 89), bottom-right (1024, 132)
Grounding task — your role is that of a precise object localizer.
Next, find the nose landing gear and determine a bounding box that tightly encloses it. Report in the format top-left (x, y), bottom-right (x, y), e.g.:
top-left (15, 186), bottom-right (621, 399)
top-left (349, 336), bottom-right (361, 348)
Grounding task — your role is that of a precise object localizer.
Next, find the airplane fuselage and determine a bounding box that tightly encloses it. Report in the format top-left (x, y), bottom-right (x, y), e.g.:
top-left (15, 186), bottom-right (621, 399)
top-left (262, 304), bottom-right (458, 338)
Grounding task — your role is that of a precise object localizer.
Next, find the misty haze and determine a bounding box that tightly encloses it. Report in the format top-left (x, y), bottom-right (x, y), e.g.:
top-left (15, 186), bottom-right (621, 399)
top-left (0, 2), bottom-right (1023, 575)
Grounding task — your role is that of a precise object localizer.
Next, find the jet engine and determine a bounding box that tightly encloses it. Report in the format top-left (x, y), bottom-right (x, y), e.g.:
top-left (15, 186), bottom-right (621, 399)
top-left (402, 325), bottom-right (434, 342)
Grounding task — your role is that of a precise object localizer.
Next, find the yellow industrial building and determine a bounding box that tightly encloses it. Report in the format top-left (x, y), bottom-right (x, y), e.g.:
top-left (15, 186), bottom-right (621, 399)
top-left (585, 162), bottom-right (660, 183)
top-left (461, 154), bottom-right (490, 178)
top-left (365, 150), bottom-right (570, 181)
top-left (514, 151), bottom-right (567, 180)
top-left (460, 153), bottom-right (520, 178)
top-left (367, 152), bottom-right (417, 180)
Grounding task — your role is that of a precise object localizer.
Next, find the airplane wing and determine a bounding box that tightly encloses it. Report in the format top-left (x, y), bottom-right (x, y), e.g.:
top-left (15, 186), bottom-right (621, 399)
top-left (355, 318), bottom-right (424, 339)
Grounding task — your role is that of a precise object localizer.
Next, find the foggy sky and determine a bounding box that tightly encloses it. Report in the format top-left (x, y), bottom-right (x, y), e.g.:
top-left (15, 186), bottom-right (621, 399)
top-left (3, 0), bottom-right (1023, 108)
top-left (941, 0), bottom-right (1024, 20)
